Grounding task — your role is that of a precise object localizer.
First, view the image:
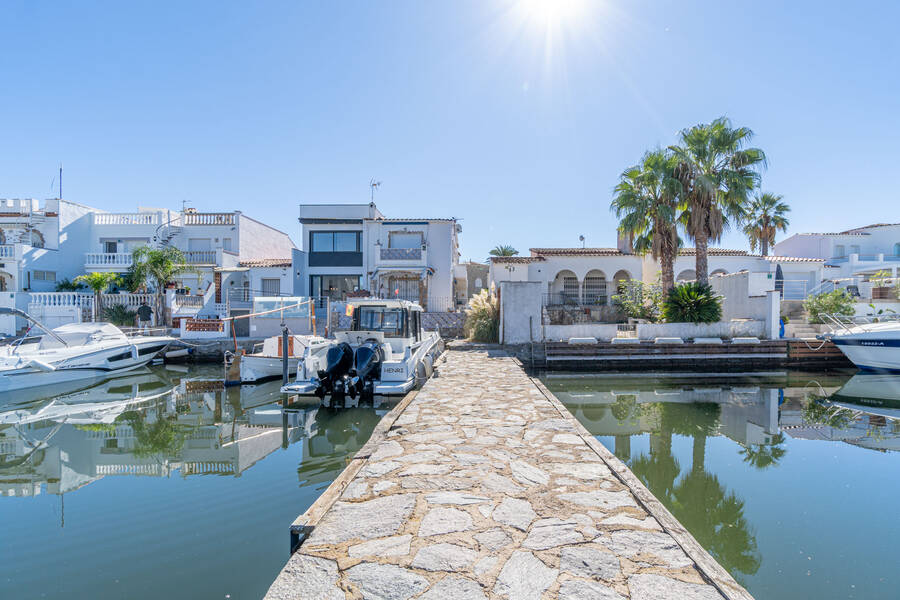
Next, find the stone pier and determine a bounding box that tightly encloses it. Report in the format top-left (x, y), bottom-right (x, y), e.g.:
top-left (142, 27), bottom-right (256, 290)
top-left (266, 348), bottom-right (754, 600)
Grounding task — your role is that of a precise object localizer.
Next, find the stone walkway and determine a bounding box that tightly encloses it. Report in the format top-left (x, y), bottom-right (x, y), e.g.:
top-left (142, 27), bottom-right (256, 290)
top-left (266, 349), bottom-right (752, 600)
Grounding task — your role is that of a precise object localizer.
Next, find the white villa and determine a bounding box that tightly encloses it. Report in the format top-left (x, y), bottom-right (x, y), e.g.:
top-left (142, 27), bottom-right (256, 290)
top-left (774, 223), bottom-right (900, 280)
top-left (293, 203), bottom-right (466, 311)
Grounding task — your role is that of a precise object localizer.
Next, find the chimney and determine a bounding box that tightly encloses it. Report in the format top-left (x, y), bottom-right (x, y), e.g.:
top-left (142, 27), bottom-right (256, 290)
top-left (617, 231), bottom-right (633, 254)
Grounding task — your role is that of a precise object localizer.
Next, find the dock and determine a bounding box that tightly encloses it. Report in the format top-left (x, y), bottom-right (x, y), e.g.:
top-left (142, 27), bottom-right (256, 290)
top-left (266, 347), bottom-right (753, 599)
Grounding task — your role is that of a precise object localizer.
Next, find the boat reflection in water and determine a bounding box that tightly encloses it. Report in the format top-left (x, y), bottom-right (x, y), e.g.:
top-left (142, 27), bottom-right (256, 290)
top-left (547, 371), bottom-right (900, 600)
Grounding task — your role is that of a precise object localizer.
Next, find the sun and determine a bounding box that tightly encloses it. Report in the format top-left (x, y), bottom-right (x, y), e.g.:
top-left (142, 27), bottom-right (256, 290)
top-left (517, 0), bottom-right (589, 27)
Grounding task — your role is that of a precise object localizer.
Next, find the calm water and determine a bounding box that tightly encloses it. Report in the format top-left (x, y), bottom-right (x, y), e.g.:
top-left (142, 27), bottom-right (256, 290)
top-left (546, 370), bottom-right (900, 600)
top-left (0, 365), bottom-right (395, 599)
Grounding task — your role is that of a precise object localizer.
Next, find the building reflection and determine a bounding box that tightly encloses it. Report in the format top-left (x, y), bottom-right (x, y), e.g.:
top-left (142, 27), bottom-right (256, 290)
top-left (0, 368), bottom-right (393, 500)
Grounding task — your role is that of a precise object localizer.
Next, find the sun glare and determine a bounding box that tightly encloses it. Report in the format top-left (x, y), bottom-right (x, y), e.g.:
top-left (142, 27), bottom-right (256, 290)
top-left (518, 0), bottom-right (588, 27)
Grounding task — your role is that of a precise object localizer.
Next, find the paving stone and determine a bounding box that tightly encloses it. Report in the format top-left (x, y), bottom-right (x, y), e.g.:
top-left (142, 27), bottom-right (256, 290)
top-left (372, 481), bottom-right (396, 493)
top-left (604, 530), bottom-right (693, 568)
top-left (305, 494), bottom-right (416, 545)
top-left (549, 462), bottom-right (611, 480)
top-left (410, 543), bottom-right (478, 571)
top-left (475, 528), bottom-right (512, 551)
top-left (399, 463), bottom-right (452, 476)
top-left (418, 507), bottom-right (474, 536)
top-left (510, 460), bottom-right (550, 486)
top-left (266, 554), bottom-right (343, 600)
top-left (558, 489), bottom-right (638, 510)
top-left (628, 574), bottom-right (724, 600)
top-left (418, 576), bottom-right (487, 600)
top-left (369, 440), bottom-right (404, 461)
top-left (344, 562), bottom-right (429, 600)
top-left (492, 497), bottom-right (537, 531)
top-left (473, 556), bottom-right (498, 577)
top-left (522, 518), bottom-right (584, 549)
top-left (453, 452), bottom-right (489, 465)
top-left (425, 491), bottom-right (490, 505)
top-left (342, 480), bottom-right (369, 499)
top-left (552, 433), bottom-right (584, 445)
top-left (601, 513), bottom-right (661, 530)
top-left (493, 551), bottom-right (557, 600)
top-left (360, 460), bottom-right (403, 478)
top-left (560, 546), bottom-right (621, 580)
top-left (558, 579), bottom-right (627, 600)
top-left (348, 535), bottom-right (412, 558)
top-left (480, 472), bottom-right (524, 494)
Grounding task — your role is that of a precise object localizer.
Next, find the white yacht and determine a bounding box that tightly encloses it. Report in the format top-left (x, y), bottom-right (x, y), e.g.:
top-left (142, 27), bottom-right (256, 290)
top-left (239, 334), bottom-right (328, 383)
top-left (281, 299), bottom-right (444, 398)
top-left (0, 308), bottom-right (175, 393)
top-left (823, 318), bottom-right (900, 372)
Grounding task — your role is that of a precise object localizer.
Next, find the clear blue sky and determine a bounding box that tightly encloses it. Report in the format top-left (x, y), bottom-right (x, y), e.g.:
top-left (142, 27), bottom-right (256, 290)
top-left (2, 1), bottom-right (898, 261)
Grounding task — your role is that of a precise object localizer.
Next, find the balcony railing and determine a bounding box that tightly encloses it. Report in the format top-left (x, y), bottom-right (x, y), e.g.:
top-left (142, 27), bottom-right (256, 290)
top-left (93, 213), bottom-right (160, 225)
top-left (183, 212), bottom-right (235, 226)
top-left (0, 244), bottom-right (17, 259)
top-left (380, 247), bottom-right (422, 260)
top-left (85, 252), bottom-right (134, 267)
top-left (183, 250), bottom-right (217, 264)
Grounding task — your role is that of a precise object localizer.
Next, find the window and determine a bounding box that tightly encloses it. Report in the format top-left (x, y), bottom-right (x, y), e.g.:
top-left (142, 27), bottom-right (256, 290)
top-left (563, 276), bottom-right (579, 301)
top-left (33, 270), bottom-right (56, 282)
top-left (310, 275), bottom-right (360, 301)
top-left (311, 231), bottom-right (360, 252)
top-left (850, 245), bottom-right (861, 255)
top-left (583, 275), bottom-right (607, 304)
top-left (894, 243), bottom-right (900, 258)
top-left (388, 231), bottom-right (423, 249)
top-left (834, 245), bottom-right (845, 258)
top-left (223, 237), bottom-right (233, 252)
top-left (355, 307), bottom-right (406, 337)
top-left (104, 241), bottom-right (118, 253)
top-left (474, 278), bottom-right (483, 289)
top-left (188, 238), bottom-right (211, 251)
top-left (261, 278), bottom-right (281, 296)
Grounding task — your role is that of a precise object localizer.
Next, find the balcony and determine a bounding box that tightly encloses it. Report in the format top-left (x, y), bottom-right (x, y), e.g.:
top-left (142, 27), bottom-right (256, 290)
top-left (376, 246), bottom-right (427, 267)
top-left (85, 252), bottom-right (133, 269)
top-left (93, 213), bottom-right (161, 226)
top-left (183, 212), bottom-right (235, 226)
top-left (0, 244), bottom-right (22, 260)
top-left (183, 250), bottom-right (218, 264)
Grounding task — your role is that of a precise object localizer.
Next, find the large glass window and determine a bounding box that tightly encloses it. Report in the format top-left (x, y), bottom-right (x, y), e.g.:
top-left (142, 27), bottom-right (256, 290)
top-left (389, 232), bottom-right (423, 249)
top-left (355, 307), bottom-right (406, 337)
top-left (310, 275), bottom-right (360, 301)
top-left (311, 231), bottom-right (360, 252)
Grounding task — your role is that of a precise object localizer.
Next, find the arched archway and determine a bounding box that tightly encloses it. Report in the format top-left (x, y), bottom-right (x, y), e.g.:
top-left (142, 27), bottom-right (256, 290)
top-left (0, 228), bottom-right (6, 245)
top-left (676, 269), bottom-right (696, 282)
top-left (29, 229), bottom-right (45, 248)
top-left (612, 270), bottom-right (631, 294)
top-left (0, 270), bottom-right (12, 292)
top-left (583, 269), bottom-right (608, 304)
top-left (551, 269), bottom-right (579, 303)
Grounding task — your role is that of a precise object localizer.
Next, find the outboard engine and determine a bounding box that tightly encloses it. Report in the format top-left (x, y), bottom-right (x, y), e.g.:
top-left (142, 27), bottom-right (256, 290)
top-left (314, 342), bottom-right (354, 398)
top-left (351, 341), bottom-right (383, 398)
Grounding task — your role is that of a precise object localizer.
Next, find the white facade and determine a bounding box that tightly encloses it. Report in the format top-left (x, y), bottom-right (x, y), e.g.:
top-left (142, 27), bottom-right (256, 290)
top-left (775, 223), bottom-right (900, 279)
top-left (295, 203), bottom-right (463, 311)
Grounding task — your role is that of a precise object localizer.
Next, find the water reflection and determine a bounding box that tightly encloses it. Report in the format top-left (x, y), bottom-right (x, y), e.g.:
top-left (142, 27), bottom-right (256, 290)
top-left (0, 367), bottom-right (393, 500)
top-left (548, 371), bottom-right (900, 595)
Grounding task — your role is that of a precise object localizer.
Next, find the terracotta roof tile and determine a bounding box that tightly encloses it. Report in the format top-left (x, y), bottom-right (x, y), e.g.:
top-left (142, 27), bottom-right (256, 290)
top-left (238, 258), bottom-right (293, 268)
top-left (490, 256), bottom-right (544, 263)
top-left (529, 248), bottom-right (624, 256)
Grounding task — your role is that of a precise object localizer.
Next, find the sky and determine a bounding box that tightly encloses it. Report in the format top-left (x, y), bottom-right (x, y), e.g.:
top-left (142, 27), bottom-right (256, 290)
top-left (1, 0), bottom-right (898, 262)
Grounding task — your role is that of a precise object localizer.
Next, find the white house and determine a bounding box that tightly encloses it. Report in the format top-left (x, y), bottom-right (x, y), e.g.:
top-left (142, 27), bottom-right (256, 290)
top-left (294, 203), bottom-right (464, 311)
top-left (775, 223), bottom-right (900, 281)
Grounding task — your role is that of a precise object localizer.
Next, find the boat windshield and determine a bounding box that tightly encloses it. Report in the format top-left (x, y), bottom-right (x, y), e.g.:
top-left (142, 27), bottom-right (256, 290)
top-left (354, 307), bottom-right (406, 337)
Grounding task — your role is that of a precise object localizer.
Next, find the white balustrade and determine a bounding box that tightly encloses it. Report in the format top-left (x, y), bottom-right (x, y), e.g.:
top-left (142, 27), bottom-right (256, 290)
top-left (29, 292), bottom-right (94, 308)
top-left (0, 245), bottom-right (16, 259)
top-left (183, 212), bottom-right (235, 226)
top-left (101, 293), bottom-right (154, 308)
top-left (92, 213), bottom-right (160, 225)
top-left (84, 253), bottom-right (133, 267)
top-left (183, 250), bottom-right (217, 264)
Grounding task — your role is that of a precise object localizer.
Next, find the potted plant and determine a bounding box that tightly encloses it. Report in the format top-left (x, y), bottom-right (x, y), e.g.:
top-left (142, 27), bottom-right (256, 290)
top-left (870, 270), bottom-right (895, 300)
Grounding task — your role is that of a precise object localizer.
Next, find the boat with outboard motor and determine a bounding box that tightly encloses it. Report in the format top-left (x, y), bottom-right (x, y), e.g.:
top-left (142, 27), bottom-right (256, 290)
top-left (819, 314), bottom-right (900, 372)
top-left (280, 299), bottom-right (444, 398)
top-left (0, 307), bottom-right (175, 393)
top-left (239, 334), bottom-right (328, 383)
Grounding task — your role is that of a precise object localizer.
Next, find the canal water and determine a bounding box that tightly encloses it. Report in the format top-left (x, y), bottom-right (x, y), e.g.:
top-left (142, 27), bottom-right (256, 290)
top-left (0, 365), bottom-right (396, 600)
top-left (546, 370), bottom-right (900, 600)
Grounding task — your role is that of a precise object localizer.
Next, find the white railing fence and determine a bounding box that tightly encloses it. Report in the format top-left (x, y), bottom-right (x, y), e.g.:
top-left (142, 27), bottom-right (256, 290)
top-left (183, 212), bottom-right (235, 226)
top-left (84, 252), bottom-right (133, 267)
top-left (0, 245), bottom-right (16, 259)
top-left (780, 280), bottom-right (808, 301)
top-left (29, 292), bottom-right (94, 308)
top-left (183, 250), bottom-right (217, 264)
top-left (93, 213), bottom-right (160, 226)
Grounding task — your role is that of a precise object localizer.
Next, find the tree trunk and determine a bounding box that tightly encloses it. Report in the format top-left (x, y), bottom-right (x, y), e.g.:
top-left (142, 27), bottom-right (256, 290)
top-left (761, 237), bottom-right (769, 257)
top-left (692, 433), bottom-right (707, 473)
top-left (695, 227), bottom-right (709, 285)
top-left (661, 251), bottom-right (675, 293)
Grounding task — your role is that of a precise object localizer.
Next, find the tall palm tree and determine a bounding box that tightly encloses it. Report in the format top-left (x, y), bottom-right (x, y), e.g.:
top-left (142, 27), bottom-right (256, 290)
top-left (670, 117), bottom-right (766, 284)
top-left (611, 149), bottom-right (682, 292)
top-left (742, 193), bottom-right (790, 256)
top-left (131, 246), bottom-right (194, 326)
top-left (488, 245), bottom-right (519, 258)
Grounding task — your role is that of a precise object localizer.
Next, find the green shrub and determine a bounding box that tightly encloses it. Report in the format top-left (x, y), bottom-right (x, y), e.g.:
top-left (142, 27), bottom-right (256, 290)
top-left (662, 282), bottom-right (722, 324)
top-left (55, 278), bottom-right (85, 292)
top-left (803, 289), bottom-right (854, 324)
top-left (463, 288), bottom-right (499, 342)
top-left (102, 304), bottom-right (138, 327)
top-left (611, 279), bottom-right (664, 323)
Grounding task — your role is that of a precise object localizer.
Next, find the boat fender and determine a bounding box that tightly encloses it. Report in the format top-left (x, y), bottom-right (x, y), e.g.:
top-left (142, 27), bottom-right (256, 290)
top-left (422, 355), bottom-right (434, 378)
top-left (26, 359), bottom-right (56, 372)
top-left (131, 345), bottom-right (139, 360)
top-left (416, 361), bottom-right (427, 383)
top-left (167, 348), bottom-right (192, 359)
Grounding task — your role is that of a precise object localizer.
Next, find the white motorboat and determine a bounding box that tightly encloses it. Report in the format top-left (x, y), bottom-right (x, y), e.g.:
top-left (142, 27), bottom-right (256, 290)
top-left (281, 299), bottom-right (444, 398)
top-left (239, 334), bottom-right (328, 383)
top-left (0, 308), bottom-right (175, 393)
top-left (822, 317), bottom-right (900, 372)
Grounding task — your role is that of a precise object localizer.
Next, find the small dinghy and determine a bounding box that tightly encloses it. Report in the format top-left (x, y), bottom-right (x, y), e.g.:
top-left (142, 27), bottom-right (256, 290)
top-left (239, 334), bottom-right (328, 383)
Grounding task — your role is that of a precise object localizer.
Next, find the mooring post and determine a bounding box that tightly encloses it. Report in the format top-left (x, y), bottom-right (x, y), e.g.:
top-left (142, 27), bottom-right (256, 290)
top-left (282, 326), bottom-right (290, 385)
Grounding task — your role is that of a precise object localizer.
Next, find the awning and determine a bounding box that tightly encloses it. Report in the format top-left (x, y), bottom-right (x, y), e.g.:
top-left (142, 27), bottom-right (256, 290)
top-left (371, 266), bottom-right (434, 280)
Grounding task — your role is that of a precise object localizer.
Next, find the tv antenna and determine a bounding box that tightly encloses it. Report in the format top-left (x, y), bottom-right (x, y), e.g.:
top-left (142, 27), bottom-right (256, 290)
top-left (369, 178), bottom-right (381, 202)
top-left (579, 235), bottom-right (585, 248)
top-left (49, 163), bottom-right (62, 199)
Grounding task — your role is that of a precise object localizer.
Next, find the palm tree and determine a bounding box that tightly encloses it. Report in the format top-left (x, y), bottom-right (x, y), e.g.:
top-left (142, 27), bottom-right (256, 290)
top-left (739, 433), bottom-right (787, 469)
top-left (131, 246), bottom-right (194, 326)
top-left (74, 272), bottom-right (121, 321)
top-left (670, 117), bottom-right (766, 284)
top-left (611, 149), bottom-right (682, 292)
top-left (742, 193), bottom-right (790, 256)
top-left (488, 245), bottom-right (519, 259)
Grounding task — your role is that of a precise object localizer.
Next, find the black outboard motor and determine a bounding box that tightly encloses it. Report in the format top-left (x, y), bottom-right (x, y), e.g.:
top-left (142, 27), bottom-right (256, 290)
top-left (315, 342), bottom-right (354, 398)
top-left (351, 341), bottom-right (383, 398)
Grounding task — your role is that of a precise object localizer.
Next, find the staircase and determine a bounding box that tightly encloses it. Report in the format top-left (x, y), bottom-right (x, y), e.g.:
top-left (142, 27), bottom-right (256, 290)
top-left (157, 225), bottom-right (182, 247)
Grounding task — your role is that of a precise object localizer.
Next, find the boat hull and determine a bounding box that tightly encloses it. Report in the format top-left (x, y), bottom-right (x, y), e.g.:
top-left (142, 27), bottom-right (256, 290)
top-left (832, 336), bottom-right (900, 372)
top-left (240, 355), bottom-right (300, 383)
